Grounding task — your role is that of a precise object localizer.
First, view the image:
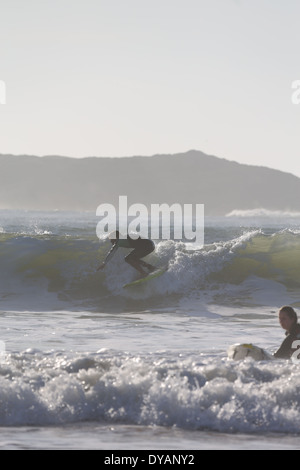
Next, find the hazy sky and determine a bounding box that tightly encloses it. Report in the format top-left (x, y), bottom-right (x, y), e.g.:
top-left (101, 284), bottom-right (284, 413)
top-left (1, 0), bottom-right (300, 175)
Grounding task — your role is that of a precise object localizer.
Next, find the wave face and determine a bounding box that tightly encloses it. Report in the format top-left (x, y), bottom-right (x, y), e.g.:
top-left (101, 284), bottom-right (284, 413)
top-left (1, 229), bottom-right (300, 311)
top-left (0, 349), bottom-right (300, 433)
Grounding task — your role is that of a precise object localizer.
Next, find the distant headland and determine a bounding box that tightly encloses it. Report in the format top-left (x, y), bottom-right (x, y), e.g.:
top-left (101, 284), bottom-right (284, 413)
top-left (1, 150), bottom-right (300, 215)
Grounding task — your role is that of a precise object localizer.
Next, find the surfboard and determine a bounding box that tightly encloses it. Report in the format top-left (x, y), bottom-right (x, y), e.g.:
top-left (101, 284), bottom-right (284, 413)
top-left (227, 343), bottom-right (274, 361)
top-left (123, 266), bottom-right (168, 288)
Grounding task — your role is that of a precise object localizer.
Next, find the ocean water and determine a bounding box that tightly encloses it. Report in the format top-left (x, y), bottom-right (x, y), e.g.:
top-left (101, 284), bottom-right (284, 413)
top-left (1, 209), bottom-right (300, 450)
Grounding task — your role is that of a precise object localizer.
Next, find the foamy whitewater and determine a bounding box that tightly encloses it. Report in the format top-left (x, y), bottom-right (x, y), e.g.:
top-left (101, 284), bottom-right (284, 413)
top-left (1, 209), bottom-right (300, 449)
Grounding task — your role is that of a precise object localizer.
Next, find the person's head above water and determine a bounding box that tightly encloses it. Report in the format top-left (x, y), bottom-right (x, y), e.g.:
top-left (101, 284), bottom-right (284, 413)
top-left (278, 306), bottom-right (298, 333)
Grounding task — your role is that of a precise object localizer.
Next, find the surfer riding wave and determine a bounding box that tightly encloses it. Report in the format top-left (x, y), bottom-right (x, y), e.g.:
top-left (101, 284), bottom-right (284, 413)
top-left (97, 231), bottom-right (156, 278)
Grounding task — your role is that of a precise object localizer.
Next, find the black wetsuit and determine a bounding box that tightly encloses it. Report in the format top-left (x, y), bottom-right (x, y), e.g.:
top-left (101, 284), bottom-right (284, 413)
top-left (122, 237), bottom-right (154, 261)
top-left (104, 235), bottom-right (155, 269)
top-left (273, 323), bottom-right (300, 359)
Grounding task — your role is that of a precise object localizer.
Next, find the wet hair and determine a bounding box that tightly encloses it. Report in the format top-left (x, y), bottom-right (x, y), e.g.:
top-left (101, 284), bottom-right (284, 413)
top-left (279, 306), bottom-right (298, 324)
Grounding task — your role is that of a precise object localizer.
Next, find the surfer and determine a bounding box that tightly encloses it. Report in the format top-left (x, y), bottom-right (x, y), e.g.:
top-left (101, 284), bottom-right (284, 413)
top-left (273, 306), bottom-right (300, 359)
top-left (97, 231), bottom-right (156, 277)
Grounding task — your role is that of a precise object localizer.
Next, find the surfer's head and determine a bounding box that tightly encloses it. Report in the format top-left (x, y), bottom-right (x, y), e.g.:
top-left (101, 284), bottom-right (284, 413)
top-left (278, 306), bottom-right (298, 332)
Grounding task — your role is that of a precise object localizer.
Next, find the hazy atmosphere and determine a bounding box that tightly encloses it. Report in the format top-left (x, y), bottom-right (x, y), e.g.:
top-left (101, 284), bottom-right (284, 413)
top-left (1, 0), bottom-right (300, 176)
top-left (2, 1), bottom-right (300, 452)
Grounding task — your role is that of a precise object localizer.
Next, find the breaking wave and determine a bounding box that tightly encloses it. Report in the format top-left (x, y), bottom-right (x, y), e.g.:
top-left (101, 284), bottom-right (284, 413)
top-left (1, 348), bottom-right (300, 433)
top-left (226, 208), bottom-right (300, 218)
top-left (1, 229), bottom-right (300, 311)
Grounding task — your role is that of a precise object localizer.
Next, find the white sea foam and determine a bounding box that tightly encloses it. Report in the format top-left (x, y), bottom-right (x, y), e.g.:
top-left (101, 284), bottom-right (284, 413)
top-left (226, 208), bottom-right (300, 218)
top-left (0, 349), bottom-right (299, 433)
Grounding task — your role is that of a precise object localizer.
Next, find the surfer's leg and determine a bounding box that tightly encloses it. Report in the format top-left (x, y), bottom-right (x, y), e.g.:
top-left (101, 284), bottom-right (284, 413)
top-left (125, 240), bottom-right (156, 276)
top-left (138, 259), bottom-right (156, 272)
top-left (139, 240), bottom-right (156, 272)
top-left (125, 255), bottom-right (147, 276)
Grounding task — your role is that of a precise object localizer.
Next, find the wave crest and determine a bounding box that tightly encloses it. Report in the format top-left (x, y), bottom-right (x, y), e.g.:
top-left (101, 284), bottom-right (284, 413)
top-left (1, 230), bottom-right (300, 311)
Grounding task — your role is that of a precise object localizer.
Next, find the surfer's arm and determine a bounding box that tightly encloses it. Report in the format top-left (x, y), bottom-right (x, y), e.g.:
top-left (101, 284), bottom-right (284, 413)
top-left (273, 334), bottom-right (294, 359)
top-left (273, 331), bottom-right (300, 359)
top-left (97, 242), bottom-right (119, 270)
